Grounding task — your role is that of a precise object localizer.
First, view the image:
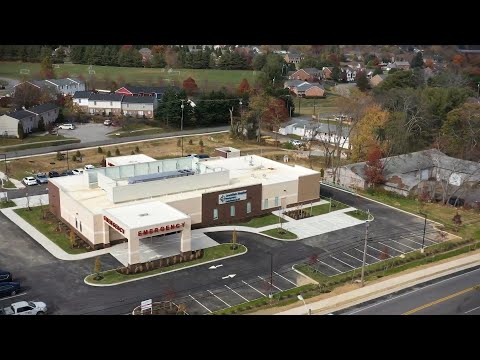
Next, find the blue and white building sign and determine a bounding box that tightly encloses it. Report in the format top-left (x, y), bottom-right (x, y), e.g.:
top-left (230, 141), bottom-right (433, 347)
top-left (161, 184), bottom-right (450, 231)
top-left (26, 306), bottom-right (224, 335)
top-left (218, 190), bottom-right (247, 204)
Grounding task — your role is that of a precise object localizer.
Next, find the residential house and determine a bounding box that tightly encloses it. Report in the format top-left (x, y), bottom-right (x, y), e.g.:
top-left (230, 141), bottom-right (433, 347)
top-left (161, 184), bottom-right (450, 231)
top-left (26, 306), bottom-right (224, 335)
top-left (88, 93), bottom-right (124, 116)
top-left (370, 74), bottom-right (387, 87)
top-left (139, 48), bottom-right (152, 63)
top-left (0, 103), bottom-right (59, 137)
top-left (278, 117), bottom-right (350, 149)
top-left (14, 78), bottom-right (86, 97)
top-left (115, 85), bottom-right (173, 100)
top-left (342, 67), bottom-right (357, 82)
top-left (386, 61), bottom-right (411, 71)
top-left (333, 149), bottom-right (480, 206)
top-left (322, 67), bottom-right (333, 80)
top-left (73, 91), bottom-right (93, 111)
top-left (121, 96), bottom-right (157, 119)
top-left (293, 83), bottom-right (325, 98)
top-left (284, 79), bottom-right (309, 90)
top-left (288, 68), bottom-right (321, 82)
top-left (284, 53), bottom-right (304, 67)
top-left (27, 103), bottom-right (60, 129)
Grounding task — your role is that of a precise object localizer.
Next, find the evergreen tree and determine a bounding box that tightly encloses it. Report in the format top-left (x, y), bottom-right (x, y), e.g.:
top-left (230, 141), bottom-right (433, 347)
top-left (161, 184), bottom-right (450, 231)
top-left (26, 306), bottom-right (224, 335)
top-left (17, 122), bottom-right (25, 139)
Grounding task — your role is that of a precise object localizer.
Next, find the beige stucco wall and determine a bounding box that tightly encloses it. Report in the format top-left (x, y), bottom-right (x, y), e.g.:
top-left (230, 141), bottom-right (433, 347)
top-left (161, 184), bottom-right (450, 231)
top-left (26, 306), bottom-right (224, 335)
top-left (59, 190), bottom-right (97, 244)
top-left (166, 196), bottom-right (202, 225)
top-left (297, 173), bottom-right (321, 202)
top-left (261, 180), bottom-right (299, 209)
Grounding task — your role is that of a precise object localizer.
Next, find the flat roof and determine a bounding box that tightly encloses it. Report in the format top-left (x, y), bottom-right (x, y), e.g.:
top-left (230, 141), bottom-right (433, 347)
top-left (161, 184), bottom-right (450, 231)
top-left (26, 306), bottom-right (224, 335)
top-left (104, 201), bottom-right (188, 229)
top-left (106, 154), bottom-right (156, 167)
top-left (52, 155), bottom-right (319, 213)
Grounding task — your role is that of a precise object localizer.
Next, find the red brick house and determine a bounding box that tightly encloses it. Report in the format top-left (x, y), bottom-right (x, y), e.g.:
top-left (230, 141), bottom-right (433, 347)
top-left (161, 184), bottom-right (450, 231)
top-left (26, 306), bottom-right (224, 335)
top-left (292, 83), bottom-right (325, 98)
top-left (288, 68), bottom-right (321, 82)
top-left (322, 67), bottom-right (333, 80)
top-left (115, 86), bottom-right (173, 100)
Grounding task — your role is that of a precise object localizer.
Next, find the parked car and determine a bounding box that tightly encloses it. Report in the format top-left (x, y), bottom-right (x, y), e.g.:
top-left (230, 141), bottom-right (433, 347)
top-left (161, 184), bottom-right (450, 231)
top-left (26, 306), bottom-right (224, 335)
top-left (58, 123), bottom-right (75, 130)
top-left (84, 164), bottom-right (95, 170)
top-left (72, 168), bottom-right (84, 175)
top-left (0, 270), bottom-right (12, 283)
top-left (35, 173), bottom-right (49, 184)
top-left (48, 171), bottom-right (60, 178)
top-left (0, 282), bottom-right (20, 298)
top-left (103, 119), bottom-right (112, 126)
top-left (60, 170), bottom-right (74, 176)
top-left (0, 301), bottom-right (47, 315)
top-left (22, 176), bottom-right (37, 186)
top-left (448, 196), bottom-right (465, 207)
top-left (289, 139), bottom-right (304, 147)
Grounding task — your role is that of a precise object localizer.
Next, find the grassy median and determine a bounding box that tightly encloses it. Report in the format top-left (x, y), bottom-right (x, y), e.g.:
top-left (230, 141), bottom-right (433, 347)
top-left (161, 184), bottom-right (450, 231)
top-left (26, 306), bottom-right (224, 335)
top-left (236, 214), bottom-right (286, 228)
top-left (261, 228), bottom-right (298, 240)
top-left (85, 243), bottom-right (247, 285)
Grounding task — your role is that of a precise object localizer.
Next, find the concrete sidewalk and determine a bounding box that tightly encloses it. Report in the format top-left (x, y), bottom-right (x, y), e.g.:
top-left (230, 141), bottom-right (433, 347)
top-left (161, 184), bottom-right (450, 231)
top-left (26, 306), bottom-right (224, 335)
top-left (276, 252), bottom-right (480, 315)
top-left (0, 171), bottom-right (25, 189)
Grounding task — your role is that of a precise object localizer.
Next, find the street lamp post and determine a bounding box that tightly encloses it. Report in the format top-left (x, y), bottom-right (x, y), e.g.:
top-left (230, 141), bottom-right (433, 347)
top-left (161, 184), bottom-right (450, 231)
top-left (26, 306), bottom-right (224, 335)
top-left (297, 295), bottom-right (311, 315)
top-left (269, 252), bottom-right (273, 298)
top-left (360, 209), bottom-right (372, 287)
top-left (180, 100), bottom-right (185, 131)
top-left (477, 83), bottom-right (479, 101)
top-left (421, 213), bottom-right (427, 253)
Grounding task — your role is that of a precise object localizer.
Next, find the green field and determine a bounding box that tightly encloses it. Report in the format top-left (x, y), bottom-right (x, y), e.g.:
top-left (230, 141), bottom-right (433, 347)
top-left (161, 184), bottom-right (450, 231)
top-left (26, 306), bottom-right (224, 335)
top-left (0, 62), bottom-right (259, 90)
top-left (294, 92), bottom-right (340, 116)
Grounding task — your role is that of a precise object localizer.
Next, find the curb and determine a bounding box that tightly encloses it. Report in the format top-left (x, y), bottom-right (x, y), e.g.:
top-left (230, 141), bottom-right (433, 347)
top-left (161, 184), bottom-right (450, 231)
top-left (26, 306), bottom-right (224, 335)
top-left (84, 244), bottom-right (248, 287)
top-left (292, 264), bottom-right (319, 284)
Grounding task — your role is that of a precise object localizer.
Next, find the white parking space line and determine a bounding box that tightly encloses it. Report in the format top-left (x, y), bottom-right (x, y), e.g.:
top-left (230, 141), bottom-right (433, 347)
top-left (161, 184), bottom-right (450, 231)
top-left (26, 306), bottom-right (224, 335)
top-left (189, 294), bottom-right (212, 314)
top-left (207, 290), bottom-right (230, 307)
top-left (225, 285), bottom-right (248, 302)
top-left (242, 280), bottom-right (267, 297)
top-left (258, 276), bottom-right (283, 291)
top-left (0, 292), bottom-right (27, 301)
top-left (390, 239), bottom-right (417, 251)
top-left (274, 271), bottom-right (297, 286)
top-left (464, 305), bottom-right (480, 314)
top-left (378, 241), bottom-right (405, 254)
top-left (343, 251), bottom-right (368, 265)
top-left (317, 260), bottom-right (342, 273)
top-left (400, 236), bottom-right (427, 247)
top-left (367, 245), bottom-right (391, 258)
top-left (330, 255), bottom-right (355, 269)
top-left (408, 232), bottom-right (438, 244)
top-left (354, 247), bottom-right (381, 261)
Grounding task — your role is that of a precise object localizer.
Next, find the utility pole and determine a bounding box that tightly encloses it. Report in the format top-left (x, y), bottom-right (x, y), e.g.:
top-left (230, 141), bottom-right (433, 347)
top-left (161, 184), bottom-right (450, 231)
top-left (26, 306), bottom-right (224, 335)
top-left (66, 150), bottom-right (69, 170)
top-left (181, 137), bottom-right (184, 157)
top-left (269, 252), bottom-right (273, 298)
top-left (360, 209), bottom-right (370, 287)
top-left (180, 99), bottom-right (185, 131)
top-left (421, 213), bottom-right (427, 253)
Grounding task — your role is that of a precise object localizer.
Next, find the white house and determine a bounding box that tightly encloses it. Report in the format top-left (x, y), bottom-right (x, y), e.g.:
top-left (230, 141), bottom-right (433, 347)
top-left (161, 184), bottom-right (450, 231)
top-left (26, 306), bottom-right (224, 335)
top-left (14, 78), bottom-right (86, 97)
top-left (27, 103), bottom-right (60, 129)
top-left (88, 93), bottom-right (124, 116)
top-left (0, 109), bottom-right (37, 137)
top-left (121, 96), bottom-right (158, 119)
top-left (73, 91), bottom-right (93, 111)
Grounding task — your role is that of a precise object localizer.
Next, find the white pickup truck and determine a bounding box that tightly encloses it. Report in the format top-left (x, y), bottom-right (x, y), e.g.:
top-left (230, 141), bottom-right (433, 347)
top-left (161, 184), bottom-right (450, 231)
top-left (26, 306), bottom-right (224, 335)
top-left (0, 301), bottom-right (47, 315)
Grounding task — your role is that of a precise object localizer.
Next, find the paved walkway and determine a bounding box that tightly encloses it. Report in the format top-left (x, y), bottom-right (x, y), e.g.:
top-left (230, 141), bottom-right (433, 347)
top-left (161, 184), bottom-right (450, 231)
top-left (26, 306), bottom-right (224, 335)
top-left (12, 194), bottom-right (48, 207)
top-left (0, 170), bottom-right (25, 189)
top-left (276, 252), bottom-right (480, 315)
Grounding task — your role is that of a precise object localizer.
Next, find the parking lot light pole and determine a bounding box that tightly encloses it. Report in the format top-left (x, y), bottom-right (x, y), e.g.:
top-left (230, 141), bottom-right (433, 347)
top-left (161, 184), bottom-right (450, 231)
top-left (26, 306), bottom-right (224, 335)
top-left (180, 100), bottom-right (185, 131)
top-left (360, 209), bottom-right (371, 287)
top-left (269, 252), bottom-right (273, 298)
top-left (421, 213), bottom-right (427, 253)
top-left (297, 294), bottom-right (311, 315)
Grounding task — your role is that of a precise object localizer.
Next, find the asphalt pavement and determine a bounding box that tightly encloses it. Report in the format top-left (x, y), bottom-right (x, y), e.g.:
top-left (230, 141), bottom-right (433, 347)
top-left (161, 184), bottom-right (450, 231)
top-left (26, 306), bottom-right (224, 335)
top-left (339, 266), bottom-right (480, 315)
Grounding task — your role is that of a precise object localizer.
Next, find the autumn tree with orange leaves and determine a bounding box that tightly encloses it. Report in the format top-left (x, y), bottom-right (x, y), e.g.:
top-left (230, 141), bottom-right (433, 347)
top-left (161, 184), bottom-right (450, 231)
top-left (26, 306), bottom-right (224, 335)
top-left (364, 146), bottom-right (385, 186)
top-left (182, 77), bottom-right (198, 95)
top-left (262, 97), bottom-right (289, 147)
top-left (238, 78), bottom-right (250, 94)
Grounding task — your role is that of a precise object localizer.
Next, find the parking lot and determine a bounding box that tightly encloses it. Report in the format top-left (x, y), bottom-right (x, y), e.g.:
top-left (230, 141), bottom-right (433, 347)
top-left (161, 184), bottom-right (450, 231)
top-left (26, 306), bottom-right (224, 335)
top-left (57, 122), bottom-right (114, 143)
top-left (172, 265), bottom-right (307, 315)
top-left (308, 230), bottom-right (442, 277)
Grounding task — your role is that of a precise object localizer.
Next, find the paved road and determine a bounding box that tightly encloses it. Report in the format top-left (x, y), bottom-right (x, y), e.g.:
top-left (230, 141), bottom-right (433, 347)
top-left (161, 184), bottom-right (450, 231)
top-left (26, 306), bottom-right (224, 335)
top-left (339, 266), bottom-right (480, 315)
top-left (0, 185), bottom-right (434, 314)
top-left (0, 77), bottom-right (19, 92)
top-left (5, 125), bottom-right (229, 159)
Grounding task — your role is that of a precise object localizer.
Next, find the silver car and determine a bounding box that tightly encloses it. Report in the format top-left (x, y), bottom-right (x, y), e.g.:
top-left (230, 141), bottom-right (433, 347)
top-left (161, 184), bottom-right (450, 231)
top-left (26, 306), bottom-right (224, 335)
top-left (35, 173), bottom-right (49, 184)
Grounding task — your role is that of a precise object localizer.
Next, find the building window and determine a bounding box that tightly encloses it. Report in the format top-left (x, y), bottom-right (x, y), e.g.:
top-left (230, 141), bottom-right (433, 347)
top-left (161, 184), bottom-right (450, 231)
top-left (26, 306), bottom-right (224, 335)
top-left (213, 208), bottom-right (218, 220)
top-left (275, 197), bottom-right (279, 207)
top-left (264, 198), bottom-right (268, 209)
top-left (246, 201), bottom-right (251, 214)
top-left (80, 222), bottom-right (82, 232)
top-left (110, 102), bottom-right (113, 106)
top-left (75, 218), bottom-right (78, 228)
top-left (94, 101), bottom-right (97, 106)
top-left (230, 205), bottom-right (235, 217)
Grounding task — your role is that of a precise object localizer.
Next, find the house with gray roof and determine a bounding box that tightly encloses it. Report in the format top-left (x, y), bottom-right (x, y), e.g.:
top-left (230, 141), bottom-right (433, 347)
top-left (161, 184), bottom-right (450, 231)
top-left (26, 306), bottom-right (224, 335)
top-left (121, 96), bottom-right (157, 118)
top-left (0, 102), bottom-right (59, 138)
top-left (14, 78), bottom-right (86, 96)
top-left (292, 83), bottom-right (325, 98)
top-left (334, 149), bottom-right (480, 205)
top-left (73, 91), bottom-right (94, 111)
top-left (88, 93), bottom-right (124, 116)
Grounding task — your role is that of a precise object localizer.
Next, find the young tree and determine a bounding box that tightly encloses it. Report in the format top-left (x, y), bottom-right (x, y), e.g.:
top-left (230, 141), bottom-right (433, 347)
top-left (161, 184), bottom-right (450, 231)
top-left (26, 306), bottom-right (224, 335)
top-left (238, 78), bottom-right (250, 94)
top-left (364, 146), bottom-right (385, 186)
top-left (94, 256), bottom-right (102, 279)
top-left (115, 148), bottom-right (120, 156)
top-left (69, 229), bottom-right (77, 248)
top-left (452, 212), bottom-right (462, 232)
top-left (356, 71), bottom-right (370, 92)
top-left (97, 147), bottom-right (103, 154)
top-left (135, 145), bottom-right (140, 153)
top-left (40, 55), bottom-right (55, 79)
top-left (260, 97), bottom-right (289, 146)
top-left (106, 150), bottom-right (112, 157)
top-left (101, 157), bottom-right (106, 167)
top-left (182, 77), bottom-right (198, 95)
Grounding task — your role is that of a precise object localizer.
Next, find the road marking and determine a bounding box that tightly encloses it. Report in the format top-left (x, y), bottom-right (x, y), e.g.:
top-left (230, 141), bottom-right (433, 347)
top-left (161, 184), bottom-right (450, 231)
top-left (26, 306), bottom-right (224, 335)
top-left (274, 271), bottom-right (297, 286)
top-left (343, 251), bottom-right (367, 265)
top-left (225, 285), bottom-right (248, 301)
top-left (189, 294), bottom-right (211, 314)
top-left (207, 290), bottom-right (230, 307)
top-left (242, 280), bottom-right (267, 296)
top-left (258, 276), bottom-right (282, 291)
top-left (0, 292), bottom-right (27, 301)
top-left (403, 285), bottom-right (478, 315)
top-left (355, 247), bottom-right (381, 261)
top-left (330, 255), bottom-right (355, 269)
top-left (378, 241), bottom-right (405, 254)
top-left (390, 239), bottom-right (417, 251)
top-left (222, 274), bottom-right (236, 279)
top-left (366, 244), bottom-right (390, 258)
top-left (464, 305), bottom-right (480, 314)
top-left (317, 260), bottom-right (342, 273)
top-left (400, 235), bottom-right (425, 247)
top-left (408, 232), bottom-right (438, 244)
top-left (346, 268), bottom-right (480, 315)
top-left (208, 264), bottom-right (223, 270)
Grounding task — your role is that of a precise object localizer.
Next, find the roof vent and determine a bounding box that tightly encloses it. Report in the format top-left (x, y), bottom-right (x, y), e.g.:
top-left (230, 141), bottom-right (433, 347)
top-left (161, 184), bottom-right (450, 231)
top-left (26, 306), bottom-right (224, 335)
top-left (138, 213), bottom-right (149, 217)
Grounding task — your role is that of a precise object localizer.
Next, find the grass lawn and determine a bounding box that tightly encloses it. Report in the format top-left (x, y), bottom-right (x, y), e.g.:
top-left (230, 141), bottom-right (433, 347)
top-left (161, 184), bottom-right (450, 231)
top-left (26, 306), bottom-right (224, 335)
top-left (236, 213), bottom-right (286, 228)
top-left (0, 200), bottom-right (16, 208)
top-left (108, 126), bottom-right (169, 138)
top-left (345, 209), bottom-right (370, 221)
top-left (305, 200), bottom-right (349, 216)
top-left (15, 207), bottom-right (87, 254)
top-left (0, 134), bottom-right (71, 147)
top-left (1, 179), bottom-right (15, 189)
top-left (85, 243), bottom-right (247, 285)
top-left (261, 228), bottom-right (298, 240)
top-left (0, 62), bottom-right (259, 90)
top-left (359, 190), bottom-right (480, 241)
